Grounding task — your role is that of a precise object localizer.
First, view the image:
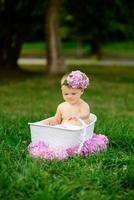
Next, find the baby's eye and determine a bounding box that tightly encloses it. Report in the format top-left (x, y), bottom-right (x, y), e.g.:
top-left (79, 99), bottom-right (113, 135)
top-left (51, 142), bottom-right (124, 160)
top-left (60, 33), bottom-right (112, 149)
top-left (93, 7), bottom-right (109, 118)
top-left (72, 93), bottom-right (76, 95)
top-left (64, 93), bottom-right (68, 95)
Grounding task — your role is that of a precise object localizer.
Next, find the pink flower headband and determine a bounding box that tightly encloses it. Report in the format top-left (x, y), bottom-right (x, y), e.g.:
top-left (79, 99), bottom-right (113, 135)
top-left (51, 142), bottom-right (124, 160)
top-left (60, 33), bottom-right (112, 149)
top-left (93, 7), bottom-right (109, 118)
top-left (63, 70), bottom-right (89, 89)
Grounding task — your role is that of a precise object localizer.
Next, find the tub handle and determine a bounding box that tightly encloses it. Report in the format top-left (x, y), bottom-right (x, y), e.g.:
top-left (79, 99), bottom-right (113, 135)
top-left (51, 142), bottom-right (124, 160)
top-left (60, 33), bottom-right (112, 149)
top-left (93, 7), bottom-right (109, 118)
top-left (75, 117), bottom-right (87, 154)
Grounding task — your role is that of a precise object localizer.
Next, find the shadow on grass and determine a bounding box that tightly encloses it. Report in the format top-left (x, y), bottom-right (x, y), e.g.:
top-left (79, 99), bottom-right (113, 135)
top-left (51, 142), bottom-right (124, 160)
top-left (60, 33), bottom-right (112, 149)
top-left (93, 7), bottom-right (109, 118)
top-left (0, 64), bottom-right (134, 86)
top-left (0, 67), bottom-right (62, 86)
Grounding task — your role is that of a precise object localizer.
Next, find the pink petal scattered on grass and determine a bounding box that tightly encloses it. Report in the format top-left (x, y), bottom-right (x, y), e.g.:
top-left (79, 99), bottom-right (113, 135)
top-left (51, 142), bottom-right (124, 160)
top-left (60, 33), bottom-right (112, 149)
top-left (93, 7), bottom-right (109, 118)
top-left (28, 134), bottom-right (109, 160)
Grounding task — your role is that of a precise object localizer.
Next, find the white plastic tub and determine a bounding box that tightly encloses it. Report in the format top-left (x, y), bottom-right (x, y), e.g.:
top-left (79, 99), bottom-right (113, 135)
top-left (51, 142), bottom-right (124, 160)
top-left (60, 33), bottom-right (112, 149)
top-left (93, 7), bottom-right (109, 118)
top-left (28, 113), bottom-right (97, 149)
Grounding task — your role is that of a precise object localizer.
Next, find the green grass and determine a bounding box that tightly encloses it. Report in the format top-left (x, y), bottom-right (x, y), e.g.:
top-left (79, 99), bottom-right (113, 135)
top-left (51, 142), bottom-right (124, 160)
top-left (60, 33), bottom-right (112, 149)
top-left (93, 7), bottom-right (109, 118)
top-left (21, 42), bottom-right (46, 57)
top-left (104, 41), bottom-right (134, 50)
top-left (103, 41), bottom-right (134, 58)
top-left (21, 41), bottom-right (89, 58)
top-left (21, 41), bottom-right (134, 58)
top-left (0, 65), bottom-right (134, 200)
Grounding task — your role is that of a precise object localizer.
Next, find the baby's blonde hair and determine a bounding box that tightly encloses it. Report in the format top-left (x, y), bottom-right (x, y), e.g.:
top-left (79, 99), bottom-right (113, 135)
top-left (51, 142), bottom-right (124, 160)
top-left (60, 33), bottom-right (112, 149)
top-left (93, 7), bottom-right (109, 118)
top-left (61, 73), bottom-right (70, 86)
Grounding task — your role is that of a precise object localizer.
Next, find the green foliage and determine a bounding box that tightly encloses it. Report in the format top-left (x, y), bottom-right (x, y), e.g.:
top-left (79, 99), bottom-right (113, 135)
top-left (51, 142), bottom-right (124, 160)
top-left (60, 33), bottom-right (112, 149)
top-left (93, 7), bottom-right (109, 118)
top-left (0, 66), bottom-right (134, 199)
top-left (63, 0), bottom-right (134, 56)
top-left (63, 0), bottom-right (134, 41)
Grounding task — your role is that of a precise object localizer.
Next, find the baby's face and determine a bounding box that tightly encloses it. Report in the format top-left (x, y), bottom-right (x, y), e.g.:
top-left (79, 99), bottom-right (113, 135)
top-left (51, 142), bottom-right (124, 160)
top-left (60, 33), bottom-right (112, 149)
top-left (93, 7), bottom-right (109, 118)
top-left (61, 86), bottom-right (83, 104)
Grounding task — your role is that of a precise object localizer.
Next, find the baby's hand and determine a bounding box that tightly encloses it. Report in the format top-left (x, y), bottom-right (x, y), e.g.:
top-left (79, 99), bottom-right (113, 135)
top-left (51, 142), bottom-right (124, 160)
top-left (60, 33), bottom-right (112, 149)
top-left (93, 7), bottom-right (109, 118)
top-left (43, 119), bottom-right (58, 126)
top-left (66, 115), bottom-right (77, 120)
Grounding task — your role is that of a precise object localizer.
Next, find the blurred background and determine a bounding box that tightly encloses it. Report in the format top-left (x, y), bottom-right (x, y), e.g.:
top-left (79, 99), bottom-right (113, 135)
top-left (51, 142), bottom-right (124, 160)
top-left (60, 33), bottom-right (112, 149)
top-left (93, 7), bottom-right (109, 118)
top-left (0, 1), bottom-right (134, 199)
top-left (0, 0), bottom-right (134, 73)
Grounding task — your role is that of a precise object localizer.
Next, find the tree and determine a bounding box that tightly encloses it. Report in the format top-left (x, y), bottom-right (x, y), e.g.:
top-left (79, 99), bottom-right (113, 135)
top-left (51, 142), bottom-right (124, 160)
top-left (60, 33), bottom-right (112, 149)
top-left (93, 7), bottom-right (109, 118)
top-left (63, 0), bottom-right (134, 59)
top-left (45, 0), bottom-right (67, 74)
top-left (0, 0), bottom-right (35, 69)
top-left (0, 0), bottom-right (67, 74)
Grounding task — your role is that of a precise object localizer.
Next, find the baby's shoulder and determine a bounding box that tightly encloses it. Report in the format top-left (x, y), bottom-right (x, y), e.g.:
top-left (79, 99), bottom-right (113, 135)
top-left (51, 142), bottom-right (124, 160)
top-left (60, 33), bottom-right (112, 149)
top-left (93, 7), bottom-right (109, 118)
top-left (81, 100), bottom-right (90, 109)
top-left (58, 102), bottom-right (67, 110)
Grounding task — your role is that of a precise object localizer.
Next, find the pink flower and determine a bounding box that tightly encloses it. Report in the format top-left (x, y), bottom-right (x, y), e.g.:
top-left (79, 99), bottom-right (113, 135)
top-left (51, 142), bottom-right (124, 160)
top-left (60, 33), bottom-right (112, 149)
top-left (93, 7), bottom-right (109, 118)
top-left (28, 134), bottom-right (109, 160)
top-left (66, 71), bottom-right (89, 89)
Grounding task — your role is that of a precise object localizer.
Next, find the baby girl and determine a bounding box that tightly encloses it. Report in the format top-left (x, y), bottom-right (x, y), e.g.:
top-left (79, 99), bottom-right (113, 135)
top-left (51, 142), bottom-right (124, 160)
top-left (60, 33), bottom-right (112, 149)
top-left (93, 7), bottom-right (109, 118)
top-left (44, 70), bottom-right (90, 126)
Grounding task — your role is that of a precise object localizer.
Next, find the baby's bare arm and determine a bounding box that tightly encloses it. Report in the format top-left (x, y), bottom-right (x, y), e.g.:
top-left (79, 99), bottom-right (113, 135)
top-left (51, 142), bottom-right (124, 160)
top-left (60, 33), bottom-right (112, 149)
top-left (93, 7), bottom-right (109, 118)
top-left (44, 105), bottom-right (62, 125)
top-left (54, 105), bottom-right (62, 124)
top-left (78, 113), bottom-right (90, 119)
top-left (78, 102), bottom-right (90, 119)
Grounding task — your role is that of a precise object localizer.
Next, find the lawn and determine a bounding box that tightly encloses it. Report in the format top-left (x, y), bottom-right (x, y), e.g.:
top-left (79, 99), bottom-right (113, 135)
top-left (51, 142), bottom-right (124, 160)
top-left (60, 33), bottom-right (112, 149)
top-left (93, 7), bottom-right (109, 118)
top-left (21, 41), bottom-right (134, 58)
top-left (103, 41), bottom-right (134, 58)
top-left (21, 41), bottom-right (89, 58)
top-left (0, 65), bottom-right (134, 200)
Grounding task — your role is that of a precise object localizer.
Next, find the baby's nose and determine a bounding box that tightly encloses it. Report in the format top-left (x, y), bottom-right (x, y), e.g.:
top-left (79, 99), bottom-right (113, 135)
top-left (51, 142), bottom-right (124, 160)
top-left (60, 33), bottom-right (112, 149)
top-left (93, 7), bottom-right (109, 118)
top-left (69, 94), bottom-right (73, 98)
top-left (68, 94), bottom-right (72, 98)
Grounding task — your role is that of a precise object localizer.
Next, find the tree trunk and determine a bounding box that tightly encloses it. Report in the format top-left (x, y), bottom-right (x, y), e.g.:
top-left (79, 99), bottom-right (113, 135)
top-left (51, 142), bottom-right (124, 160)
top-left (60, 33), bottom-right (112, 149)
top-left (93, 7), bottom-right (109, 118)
top-left (45, 0), bottom-right (67, 74)
top-left (0, 0), bottom-right (32, 70)
top-left (2, 0), bottom-right (18, 69)
top-left (90, 39), bottom-right (102, 60)
top-left (0, 38), bottom-right (5, 66)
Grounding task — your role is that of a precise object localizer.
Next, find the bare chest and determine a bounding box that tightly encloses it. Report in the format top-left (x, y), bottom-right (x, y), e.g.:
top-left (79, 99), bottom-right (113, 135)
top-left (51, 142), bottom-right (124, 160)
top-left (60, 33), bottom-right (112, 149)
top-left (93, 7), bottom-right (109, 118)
top-left (61, 104), bottom-right (81, 118)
